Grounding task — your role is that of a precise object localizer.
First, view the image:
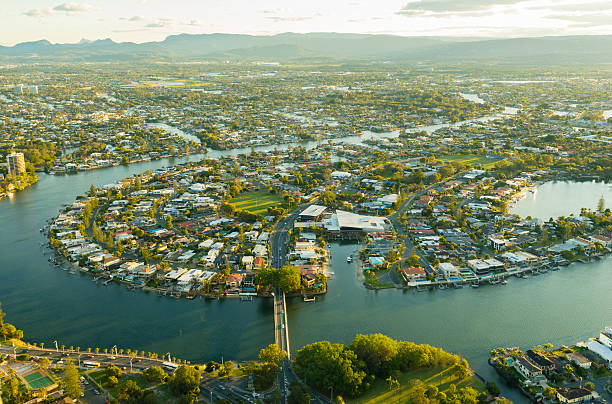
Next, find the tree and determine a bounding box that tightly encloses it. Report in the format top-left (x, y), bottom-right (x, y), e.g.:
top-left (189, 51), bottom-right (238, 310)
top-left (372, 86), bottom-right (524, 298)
top-left (222, 360), bottom-right (235, 376)
top-left (455, 359), bottom-right (471, 379)
top-left (486, 381), bottom-right (501, 397)
top-left (164, 215), bottom-right (173, 230)
top-left (293, 341), bottom-right (367, 397)
top-left (585, 382), bottom-right (595, 391)
top-left (543, 386), bottom-right (556, 399)
top-left (259, 344), bottom-right (287, 366)
top-left (62, 361), bottom-right (84, 399)
top-left (107, 365), bottom-right (123, 378)
top-left (143, 366), bottom-right (166, 382)
top-left (168, 366), bottom-right (200, 398)
top-left (598, 195), bottom-right (605, 213)
top-left (288, 381), bottom-right (311, 404)
top-left (350, 334), bottom-right (398, 377)
top-left (118, 380), bottom-right (143, 403)
top-left (107, 376), bottom-right (119, 387)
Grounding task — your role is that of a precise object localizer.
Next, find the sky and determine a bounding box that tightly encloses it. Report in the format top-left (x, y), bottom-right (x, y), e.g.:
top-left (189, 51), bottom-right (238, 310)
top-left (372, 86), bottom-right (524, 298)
top-left (2, 0), bottom-right (612, 46)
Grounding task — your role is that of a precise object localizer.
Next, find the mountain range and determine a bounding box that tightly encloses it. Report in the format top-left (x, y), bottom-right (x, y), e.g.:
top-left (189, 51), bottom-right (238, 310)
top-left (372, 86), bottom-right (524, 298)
top-left (1, 33), bottom-right (611, 64)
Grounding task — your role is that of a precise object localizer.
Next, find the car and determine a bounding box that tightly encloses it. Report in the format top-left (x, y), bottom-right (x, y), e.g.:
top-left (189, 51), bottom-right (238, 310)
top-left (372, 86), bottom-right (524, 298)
top-left (86, 354), bottom-right (94, 358)
top-left (109, 356), bottom-right (116, 360)
top-left (79, 376), bottom-right (85, 382)
top-left (93, 389), bottom-right (100, 395)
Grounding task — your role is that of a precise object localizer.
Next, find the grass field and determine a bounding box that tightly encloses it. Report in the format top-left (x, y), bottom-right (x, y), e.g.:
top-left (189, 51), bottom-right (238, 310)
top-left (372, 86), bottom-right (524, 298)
top-left (440, 154), bottom-right (504, 169)
top-left (229, 191), bottom-right (284, 215)
top-left (348, 365), bottom-right (485, 404)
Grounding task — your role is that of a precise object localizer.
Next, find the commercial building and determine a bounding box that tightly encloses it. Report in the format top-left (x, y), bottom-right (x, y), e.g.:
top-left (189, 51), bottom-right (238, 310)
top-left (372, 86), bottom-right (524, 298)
top-left (7, 152), bottom-right (26, 176)
top-left (298, 205), bottom-right (327, 221)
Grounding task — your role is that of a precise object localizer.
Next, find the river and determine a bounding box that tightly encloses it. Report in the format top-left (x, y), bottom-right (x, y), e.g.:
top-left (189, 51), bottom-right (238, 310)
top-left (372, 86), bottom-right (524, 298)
top-left (4, 110), bottom-right (609, 403)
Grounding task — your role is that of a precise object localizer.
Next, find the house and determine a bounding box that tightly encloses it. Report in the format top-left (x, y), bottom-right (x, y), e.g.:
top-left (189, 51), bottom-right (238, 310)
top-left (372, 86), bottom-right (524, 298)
top-left (512, 355), bottom-right (546, 384)
top-left (590, 235), bottom-right (612, 248)
top-left (488, 235), bottom-right (509, 251)
top-left (556, 387), bottom-right (594, 403)
top-left (526, 350), bottom-right (555, 372)
top-left (401, 266), bottom-right (426, 282)
top-left (253, 244), bottom-right (268, 257)
top-left (566, 352), bottom-right (592, 369)
top-left (437, 262), bottom-right (460, 279)
top-left (467, 258), bottom-right (504, 274)
top-left (241, 255), bottom-right (254, 270)
top-left (226, 273), bottom-right (244, 288)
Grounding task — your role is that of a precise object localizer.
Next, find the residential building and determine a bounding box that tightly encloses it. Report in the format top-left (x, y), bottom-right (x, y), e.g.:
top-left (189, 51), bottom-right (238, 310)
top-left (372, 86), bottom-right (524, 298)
top-left (556, 387), bottom-right (594, 403)
top-left (7, 152), bottom-right (26, 176)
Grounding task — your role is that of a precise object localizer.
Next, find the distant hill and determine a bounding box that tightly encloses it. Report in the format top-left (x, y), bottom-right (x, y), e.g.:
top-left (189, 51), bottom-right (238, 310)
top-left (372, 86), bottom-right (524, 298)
top-left (1, 32), bottom-right (611, 64)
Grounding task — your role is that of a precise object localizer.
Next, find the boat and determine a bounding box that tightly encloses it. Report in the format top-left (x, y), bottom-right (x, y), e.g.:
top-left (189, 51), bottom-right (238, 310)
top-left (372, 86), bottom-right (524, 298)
top-left (303, 296), bottom-right (316, 302)
top-left (471, 283), bottom-right (480, 288)
top-left (501, 280), bottom-right (508, 285)
top-left (346, 256), bottom-right (352, 263)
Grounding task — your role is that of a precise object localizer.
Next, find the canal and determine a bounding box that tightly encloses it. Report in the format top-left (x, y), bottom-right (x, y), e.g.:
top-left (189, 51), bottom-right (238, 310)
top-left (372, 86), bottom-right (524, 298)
top-left (511, 180), bottom-right (612, 220)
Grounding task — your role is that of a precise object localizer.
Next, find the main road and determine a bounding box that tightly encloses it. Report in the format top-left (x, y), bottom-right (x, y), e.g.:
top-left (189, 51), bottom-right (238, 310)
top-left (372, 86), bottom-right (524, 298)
top-left (0, 344), bottom-right (169, 372)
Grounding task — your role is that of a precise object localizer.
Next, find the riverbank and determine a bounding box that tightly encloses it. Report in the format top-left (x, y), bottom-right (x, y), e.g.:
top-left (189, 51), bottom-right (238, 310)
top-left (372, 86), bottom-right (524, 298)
top-left (489, 328), bottom-right (612, 403)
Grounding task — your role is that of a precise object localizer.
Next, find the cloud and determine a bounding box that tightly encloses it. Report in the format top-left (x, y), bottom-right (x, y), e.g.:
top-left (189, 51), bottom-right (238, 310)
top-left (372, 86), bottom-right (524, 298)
top-left (264, 11), bottom-right (323, 23)
top-left (265, 16), bottom-right (315, 22)
top-left (53, 2), bottom-right (98, 13)
top-left (399, 0), bottom-right (522, 14)
top-left (23, 8), bottom-right (54, 17)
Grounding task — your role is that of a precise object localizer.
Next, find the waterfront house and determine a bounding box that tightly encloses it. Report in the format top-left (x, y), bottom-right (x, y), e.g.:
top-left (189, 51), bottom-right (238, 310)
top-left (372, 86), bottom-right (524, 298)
top-left (512, 355), bottom-right (546, 385)
top-left (556, 387), bottom-right (594, 403)
top-left (565, 352), bottom-right (592, 369)
top-left (226, 273), bottom-right (244, 288)
top-left (437, 262), bottom-right (460, 279)
top-left (526, 350), bottom-right (555, 372)
top-left (401, 266), bottom-right (426, 282)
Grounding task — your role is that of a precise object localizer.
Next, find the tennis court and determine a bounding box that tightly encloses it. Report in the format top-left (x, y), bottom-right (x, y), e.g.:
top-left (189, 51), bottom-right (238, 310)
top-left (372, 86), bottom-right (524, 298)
top-left (24, 370), bottom-right (54, 389)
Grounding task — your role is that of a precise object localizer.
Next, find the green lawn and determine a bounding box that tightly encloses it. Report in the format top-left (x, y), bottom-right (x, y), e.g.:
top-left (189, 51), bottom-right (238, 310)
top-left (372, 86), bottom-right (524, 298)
top-left (348, 365), bottom-right (485, 404)
top-left (440, 154), bottom-right (504, 169)
top-left (229, 191), bottom-right (284, 215)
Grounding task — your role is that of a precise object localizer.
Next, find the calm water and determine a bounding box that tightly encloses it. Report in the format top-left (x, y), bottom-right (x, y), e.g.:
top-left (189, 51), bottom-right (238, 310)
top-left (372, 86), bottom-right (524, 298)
top-left (511, 180), bottom-right (612, 220)
top-left (2, 140), bottom-right (611, 403)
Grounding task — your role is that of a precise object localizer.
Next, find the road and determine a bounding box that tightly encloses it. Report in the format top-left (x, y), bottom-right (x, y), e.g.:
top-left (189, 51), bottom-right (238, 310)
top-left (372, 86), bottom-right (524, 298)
top-left (269, 209), bottom-right (302, 269)
top-left (0, 344), bottom-right (170, 372)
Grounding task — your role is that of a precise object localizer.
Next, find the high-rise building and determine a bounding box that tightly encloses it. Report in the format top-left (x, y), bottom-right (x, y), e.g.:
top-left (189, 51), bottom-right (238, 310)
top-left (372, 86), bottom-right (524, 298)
top-left (7, 152), bottom-right (26, 176)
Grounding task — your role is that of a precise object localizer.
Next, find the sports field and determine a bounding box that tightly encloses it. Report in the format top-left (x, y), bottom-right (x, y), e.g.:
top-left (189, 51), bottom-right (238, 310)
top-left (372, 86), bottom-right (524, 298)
top-left (439, 154), bottom-right (504, 168)
top-left (229, 191), bottom-right (284, 215)
top-left (24, 370), bottom-right (54, 389)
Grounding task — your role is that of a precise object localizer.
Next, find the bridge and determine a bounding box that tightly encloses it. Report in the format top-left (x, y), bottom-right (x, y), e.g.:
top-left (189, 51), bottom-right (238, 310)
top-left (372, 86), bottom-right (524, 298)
top-left (273, 288), bottom-right (290, 359)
